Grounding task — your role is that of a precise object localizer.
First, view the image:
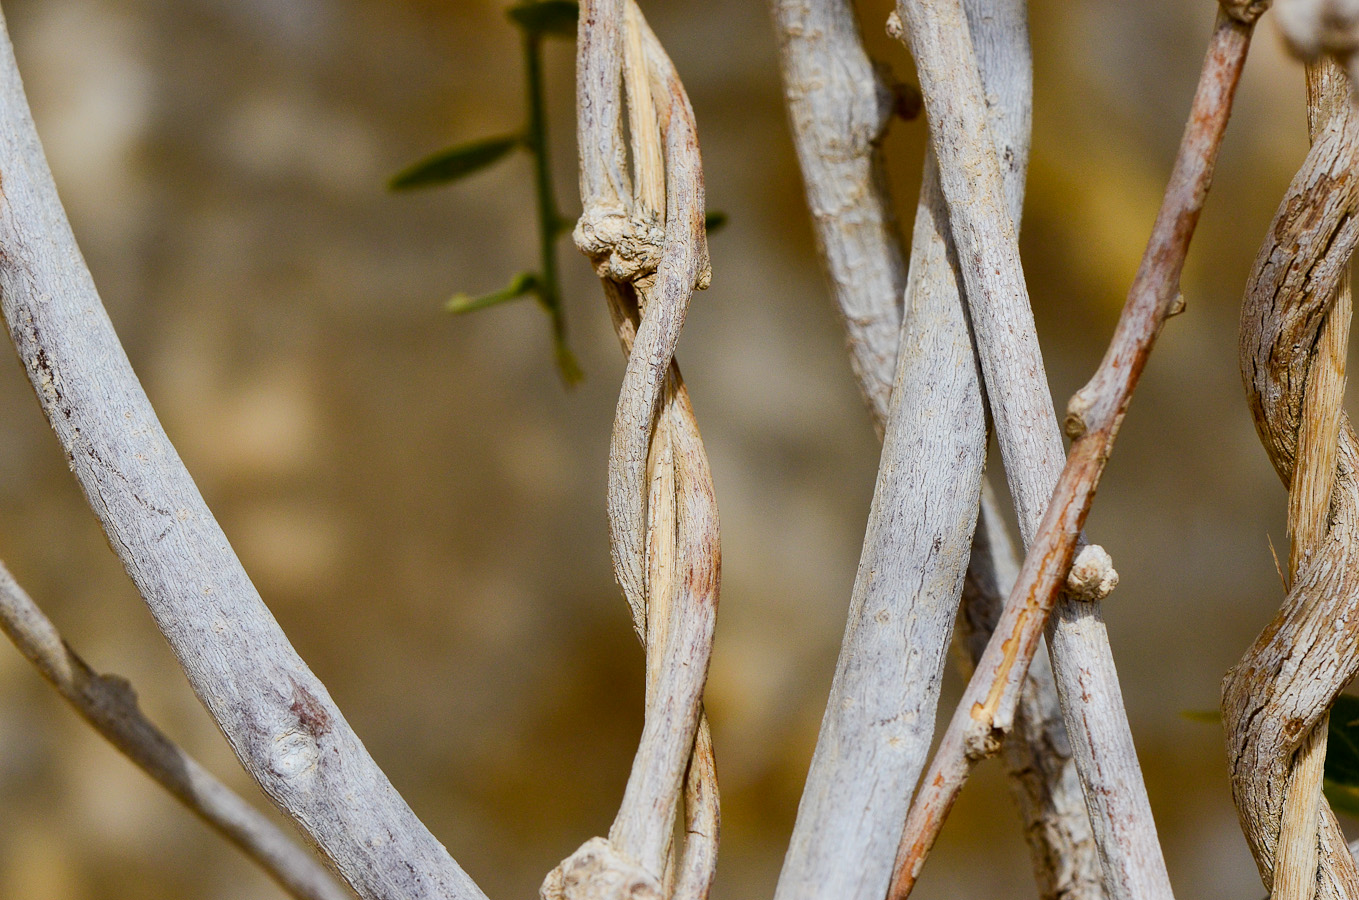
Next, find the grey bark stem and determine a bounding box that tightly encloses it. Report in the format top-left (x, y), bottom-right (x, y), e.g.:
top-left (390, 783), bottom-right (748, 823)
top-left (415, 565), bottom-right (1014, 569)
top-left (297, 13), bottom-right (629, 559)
top-left (767, 0), bottom-right (903, 427)
top-left (769, 1), bottom-right (1101, 899)
top-left (0, 10), bottom-right (487, 900)
top-left (0, 562), bottom-right (353, 900)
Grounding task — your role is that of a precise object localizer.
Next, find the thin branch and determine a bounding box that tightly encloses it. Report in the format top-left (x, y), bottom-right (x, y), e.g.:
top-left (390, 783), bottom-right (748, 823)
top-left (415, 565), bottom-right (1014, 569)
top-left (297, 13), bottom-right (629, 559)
top-left (0, 11), bottom-right (487, 899)
top-left (0, 562), bottom-right (351, 900)
top-left (956, 486), bottom-right (1104, 900)
top-left (890, 7), bottom-right (1256, 899)
top-left (769, 1), bottom-right (1101, 898)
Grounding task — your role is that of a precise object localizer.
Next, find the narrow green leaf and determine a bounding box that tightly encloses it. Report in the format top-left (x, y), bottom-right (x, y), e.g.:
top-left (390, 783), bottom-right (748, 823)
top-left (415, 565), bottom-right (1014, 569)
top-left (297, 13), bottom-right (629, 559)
top-left (446, 272), bottom-right (539, 315)
top-left (390, 134), bottom-right (523, 191)
top-left (704, 210), bottom-right (728, 234)
top-left (1179, 709), bottom-right (1221, 724)
top-left (507, 1), bottom-right (578, 38)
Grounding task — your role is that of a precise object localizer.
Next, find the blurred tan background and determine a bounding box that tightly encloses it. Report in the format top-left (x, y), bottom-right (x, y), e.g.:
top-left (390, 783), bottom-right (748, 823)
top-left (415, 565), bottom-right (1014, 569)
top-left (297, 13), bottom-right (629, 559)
top-left (0, 0), bottom-right (1332, 897)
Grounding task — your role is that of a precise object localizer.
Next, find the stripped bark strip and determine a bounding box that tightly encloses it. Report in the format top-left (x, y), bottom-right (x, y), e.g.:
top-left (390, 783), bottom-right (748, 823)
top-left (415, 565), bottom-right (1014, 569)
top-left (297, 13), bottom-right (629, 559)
top-left (0, 12), bottom-right (488, 900)
top-left (543, 3), bottom-right (719, 896)
top-left (0, 562), bottom-right (352, 900)
top-left (1267, 57), bottom-right (1353, 900)
top-left (891, 8), bottom-right (1256, 899)
top-left (769, 1), bottom-right (1101, 897)
top-left (1223, 54), bottom-right (1359, 900)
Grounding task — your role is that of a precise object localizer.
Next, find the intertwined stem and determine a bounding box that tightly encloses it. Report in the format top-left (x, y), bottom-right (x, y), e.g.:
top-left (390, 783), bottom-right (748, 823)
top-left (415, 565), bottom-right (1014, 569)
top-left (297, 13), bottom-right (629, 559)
top-left (542, 2), bottom-right (720, 897)
top-left (1223, 53), bottom-right (1359, 900)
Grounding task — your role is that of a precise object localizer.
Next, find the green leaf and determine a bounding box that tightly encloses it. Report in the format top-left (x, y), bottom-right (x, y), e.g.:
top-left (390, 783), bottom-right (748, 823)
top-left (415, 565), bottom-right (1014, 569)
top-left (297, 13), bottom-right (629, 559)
top-left (389, 134), bottom-right (523, 191)
top-left (507, 1), bottom-right (578, 38)
top-left (704, 210), bottom-right (728, 234)
top-left (446, 272), bottom-right (540, 315)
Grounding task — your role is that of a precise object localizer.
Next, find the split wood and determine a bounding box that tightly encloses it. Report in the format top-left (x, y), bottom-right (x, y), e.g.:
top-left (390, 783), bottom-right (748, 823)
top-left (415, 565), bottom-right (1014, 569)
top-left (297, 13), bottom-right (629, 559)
top-left (0, 561), bottom-right (351, 900)
top-left (1223, 53), bottom-right (1359, 900)
top-left (541, 2), bottom-right (720, 898)
top-left (889, 6), bottom-right (1257, 899)
top-left (0, 9), bottom-right (488, 899)
top-left (768, 0), bottom-right (1101, 898)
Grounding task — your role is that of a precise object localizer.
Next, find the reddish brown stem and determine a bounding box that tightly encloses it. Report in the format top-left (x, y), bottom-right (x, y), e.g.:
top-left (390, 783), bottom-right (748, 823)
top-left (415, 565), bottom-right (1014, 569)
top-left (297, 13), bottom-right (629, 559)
top-left (888, 11), bottom-right (1254, 898)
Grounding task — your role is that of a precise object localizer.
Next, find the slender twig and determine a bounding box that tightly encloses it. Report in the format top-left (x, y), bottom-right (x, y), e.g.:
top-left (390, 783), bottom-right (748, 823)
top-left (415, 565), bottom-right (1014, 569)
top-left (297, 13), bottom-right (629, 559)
top-left (956, 485), bottom-right (1104, 900)
top-left (889, 8), bottom-right (1255, 898)
top-left (0, 10), bottom-right (488, 899)
top-left (523, 27), bottom-right (583, 383)
top-left (1269, 57), bottom-right (1353, 900)
top-left (0, 562), bottom-right (351, 900)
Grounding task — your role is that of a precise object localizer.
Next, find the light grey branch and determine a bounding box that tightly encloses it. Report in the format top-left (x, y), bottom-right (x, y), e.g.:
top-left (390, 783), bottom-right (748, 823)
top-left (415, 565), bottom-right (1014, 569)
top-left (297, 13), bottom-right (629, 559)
top-left (773, 147), bottom-right (988, 900)
top-left (891, 1), bottom-right (1173, 899)
top-left (768, 0), bottom-right (903, 427)
top-left (0, 562), bottom-right (352, 900)
top-left (0, 11), bottom-right (487, 900)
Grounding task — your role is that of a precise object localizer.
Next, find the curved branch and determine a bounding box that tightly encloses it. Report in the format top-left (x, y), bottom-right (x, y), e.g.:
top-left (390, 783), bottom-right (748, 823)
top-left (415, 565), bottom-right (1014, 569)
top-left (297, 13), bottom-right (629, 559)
top-left (0, 11), bottom-right (487, 900)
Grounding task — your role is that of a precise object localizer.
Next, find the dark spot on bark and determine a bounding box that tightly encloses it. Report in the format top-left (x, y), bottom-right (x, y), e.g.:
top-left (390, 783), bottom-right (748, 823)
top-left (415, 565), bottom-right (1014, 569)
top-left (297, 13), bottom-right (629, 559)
top-left (290, 682), bottom-right (331, 738)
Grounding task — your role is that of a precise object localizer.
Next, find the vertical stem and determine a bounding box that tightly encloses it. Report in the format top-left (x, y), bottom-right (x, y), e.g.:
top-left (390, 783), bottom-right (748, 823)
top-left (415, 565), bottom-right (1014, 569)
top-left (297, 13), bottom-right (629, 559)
top-left (524, 30), bottom-right (580, 382)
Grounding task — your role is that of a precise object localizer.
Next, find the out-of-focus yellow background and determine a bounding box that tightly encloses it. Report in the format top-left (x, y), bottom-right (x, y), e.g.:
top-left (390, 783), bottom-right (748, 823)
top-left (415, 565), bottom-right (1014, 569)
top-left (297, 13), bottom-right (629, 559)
top-left (0, 0), bottom-right (1335, 897)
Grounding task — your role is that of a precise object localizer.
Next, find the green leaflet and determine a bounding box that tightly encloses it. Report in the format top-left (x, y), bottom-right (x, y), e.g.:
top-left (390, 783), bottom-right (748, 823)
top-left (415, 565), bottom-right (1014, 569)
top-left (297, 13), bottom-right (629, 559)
top-left (389, 134), bottom-right (523, 191)
top-left (446, 272), bottom-right (540, 315)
